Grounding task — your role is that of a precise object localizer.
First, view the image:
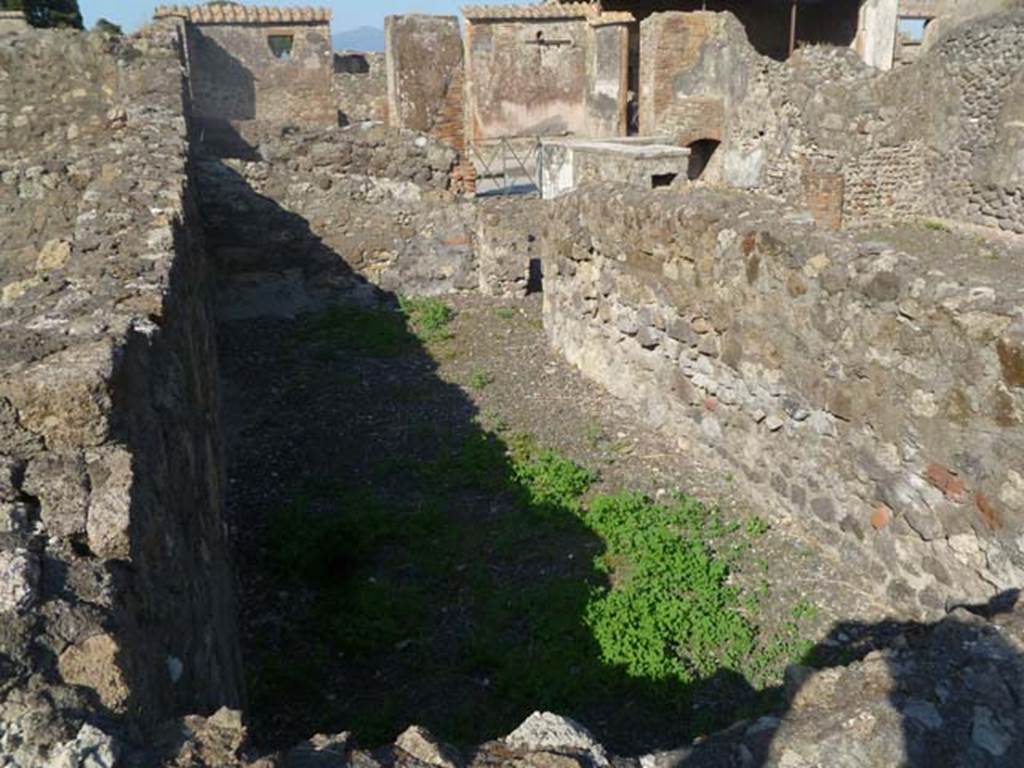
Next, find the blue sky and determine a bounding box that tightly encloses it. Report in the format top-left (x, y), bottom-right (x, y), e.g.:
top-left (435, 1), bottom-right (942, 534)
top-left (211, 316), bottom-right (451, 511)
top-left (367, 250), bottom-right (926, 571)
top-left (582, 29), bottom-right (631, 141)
top-left (80, 0), bottom-right (531, 32)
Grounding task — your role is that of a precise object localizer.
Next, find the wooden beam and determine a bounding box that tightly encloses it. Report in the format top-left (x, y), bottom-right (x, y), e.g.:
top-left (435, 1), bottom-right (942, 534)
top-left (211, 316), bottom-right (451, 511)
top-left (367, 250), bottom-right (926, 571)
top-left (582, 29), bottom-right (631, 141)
top-left (789, 0), bottom-right (798, 57)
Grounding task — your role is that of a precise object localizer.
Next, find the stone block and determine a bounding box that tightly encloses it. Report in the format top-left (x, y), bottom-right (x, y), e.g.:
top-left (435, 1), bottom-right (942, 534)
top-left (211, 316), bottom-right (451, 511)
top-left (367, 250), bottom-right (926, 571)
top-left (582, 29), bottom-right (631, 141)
top-left (1, 341), bottom-right (116, 451)
top-left (0, 549), bottom-right (39, 614)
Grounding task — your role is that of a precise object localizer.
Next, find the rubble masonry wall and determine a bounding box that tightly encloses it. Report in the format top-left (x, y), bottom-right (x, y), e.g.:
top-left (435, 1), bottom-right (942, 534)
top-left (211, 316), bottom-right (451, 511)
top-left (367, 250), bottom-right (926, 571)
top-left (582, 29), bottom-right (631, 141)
top-left (0, 24), bottom-right (243, 760)
top-left (642, 10), bottom-right (1024, 233)
top-left (543, 184), bottom-right (1024, 618)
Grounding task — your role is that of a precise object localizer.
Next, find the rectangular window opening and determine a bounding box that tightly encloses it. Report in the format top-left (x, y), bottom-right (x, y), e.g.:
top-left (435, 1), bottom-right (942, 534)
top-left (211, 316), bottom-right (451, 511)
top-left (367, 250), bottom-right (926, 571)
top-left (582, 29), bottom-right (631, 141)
top-left (652, 173), bottom-right (678, 189)
top-left (898, 18), bottom-right (927, 44)
top-left (268, 35), bottom-right (295, 60)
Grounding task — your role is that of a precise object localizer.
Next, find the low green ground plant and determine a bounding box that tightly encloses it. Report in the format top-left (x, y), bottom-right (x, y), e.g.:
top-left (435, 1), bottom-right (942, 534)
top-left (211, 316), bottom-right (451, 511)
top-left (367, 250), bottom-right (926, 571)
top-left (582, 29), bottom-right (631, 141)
top-left (259, 426), bottom-right (815, 747)
top-left (468, 369), bottom-right (494, 391)
top-left (399, 296), bottom-right (455, 343)
top-left (583, 492), bottom-right (757, 683)
top-left (258, 303), bottom-right (816, 748)
top-left (300, 305), bottom-right (412, 356)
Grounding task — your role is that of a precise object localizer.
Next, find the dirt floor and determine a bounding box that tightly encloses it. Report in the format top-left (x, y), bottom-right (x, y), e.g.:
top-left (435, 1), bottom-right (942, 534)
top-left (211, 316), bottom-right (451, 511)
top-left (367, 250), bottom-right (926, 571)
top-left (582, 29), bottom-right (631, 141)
top-left (218, 285), bottom-right (898, 755)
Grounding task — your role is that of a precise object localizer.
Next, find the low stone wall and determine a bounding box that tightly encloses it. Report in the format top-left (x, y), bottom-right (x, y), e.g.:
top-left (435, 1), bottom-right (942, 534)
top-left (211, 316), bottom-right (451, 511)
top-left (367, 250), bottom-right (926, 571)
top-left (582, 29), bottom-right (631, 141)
top-left (195, 122), bottom-right (543, 299)
top-left (334, 51), bottom-right (388, 125)
top-left (543, 185), bottom-right (1024, 618)
top-left (475, 198), bottom-right (545, 297)
top-left (0, 23), bottom-right (242, 761)
top-left (194, 122), bottom-right (481, 297)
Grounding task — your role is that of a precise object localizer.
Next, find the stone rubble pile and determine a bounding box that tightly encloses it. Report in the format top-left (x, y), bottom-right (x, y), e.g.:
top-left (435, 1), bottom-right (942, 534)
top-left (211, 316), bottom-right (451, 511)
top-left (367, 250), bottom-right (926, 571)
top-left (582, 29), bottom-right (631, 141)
top-left (148, 595), bottom-right (1024, 765)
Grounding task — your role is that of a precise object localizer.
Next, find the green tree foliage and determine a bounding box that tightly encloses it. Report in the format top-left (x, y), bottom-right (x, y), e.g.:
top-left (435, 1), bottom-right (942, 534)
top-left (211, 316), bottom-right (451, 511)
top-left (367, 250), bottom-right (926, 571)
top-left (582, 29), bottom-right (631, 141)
top-left (1, 0), bottom-right (83, 29)
top-left (94, 18), bottom-right (123, 36)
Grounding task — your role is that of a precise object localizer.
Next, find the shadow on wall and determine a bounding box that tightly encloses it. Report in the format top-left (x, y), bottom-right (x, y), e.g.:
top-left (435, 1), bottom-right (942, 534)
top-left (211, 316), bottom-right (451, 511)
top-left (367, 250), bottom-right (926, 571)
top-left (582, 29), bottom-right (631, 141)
top-left (686, 138), bottom-right (720, 180)
top-left (188, 31), bottom-right (256, 142)
top-left (193, 141), bottom-right (1024, 763)
top-left (192, 120), bottom-right (264, 163)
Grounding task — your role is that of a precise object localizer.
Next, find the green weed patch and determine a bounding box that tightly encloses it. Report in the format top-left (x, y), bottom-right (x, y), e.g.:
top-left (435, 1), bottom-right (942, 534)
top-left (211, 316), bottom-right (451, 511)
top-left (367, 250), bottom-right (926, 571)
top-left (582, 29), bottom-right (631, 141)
top-left (300, 305), bottom-right (413, 357)
top-left (257, 427), bottom-right (813, 749)
top-left (400, 296), bottom-right (455, 343)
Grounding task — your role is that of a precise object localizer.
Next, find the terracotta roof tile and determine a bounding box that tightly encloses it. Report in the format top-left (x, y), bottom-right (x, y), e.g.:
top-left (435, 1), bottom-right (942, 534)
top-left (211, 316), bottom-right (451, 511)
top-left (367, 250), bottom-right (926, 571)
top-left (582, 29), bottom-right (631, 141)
top-left (153, 4), bottom-right (331, 25)
top-left (589, 11), bottom-right (635, 26)
top-left (462, 3), bottom-right (598, 20)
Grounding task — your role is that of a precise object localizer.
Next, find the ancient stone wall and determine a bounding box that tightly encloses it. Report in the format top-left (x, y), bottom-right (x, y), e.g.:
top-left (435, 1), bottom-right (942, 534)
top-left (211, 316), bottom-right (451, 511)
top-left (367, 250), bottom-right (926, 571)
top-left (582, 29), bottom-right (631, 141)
top-left (475, 198), bottom-right (545, 297)
top-left (543, 184), bottom-right (1024, 618)
top-left (0, 22), bottom-right (243, 762)
top-left (194, 123), bottom-right (482, 297)
top-left (383, 15), bottom-right (475, 193)
top-left (585, 20), bottom-right (630, 139)
top-left (643, 9), bottom-right (1024, 233)
top-left (464, 12), bottom-right (592, 141)
top-left (921, 0), bottom-right (1024, 48)
top-left (178, 14), bottom-right (335, 130)
top-left (0, 10), bottom-right (28, 33)
top-left (385, 15), bottom-right (463, 135)
top-left (334, 51), bottom-right (388, 125)
top-left (639, 11), bottom-right (717, 138)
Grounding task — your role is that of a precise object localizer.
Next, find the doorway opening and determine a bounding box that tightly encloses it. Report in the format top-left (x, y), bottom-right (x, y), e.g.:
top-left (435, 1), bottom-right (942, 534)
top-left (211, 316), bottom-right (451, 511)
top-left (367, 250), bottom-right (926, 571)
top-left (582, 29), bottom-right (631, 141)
top-left (686, 138), bottom-right (720, 180)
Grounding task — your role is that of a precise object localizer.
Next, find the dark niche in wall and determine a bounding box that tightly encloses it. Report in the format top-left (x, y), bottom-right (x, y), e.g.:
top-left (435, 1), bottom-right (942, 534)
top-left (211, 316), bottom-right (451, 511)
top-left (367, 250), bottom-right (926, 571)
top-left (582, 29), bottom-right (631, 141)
top-left (268, 34), bottom-right (295, 60)
top-left (687, 138), bottom-right (720, 180)
top-left (334, 52), bottom-right (370, 75)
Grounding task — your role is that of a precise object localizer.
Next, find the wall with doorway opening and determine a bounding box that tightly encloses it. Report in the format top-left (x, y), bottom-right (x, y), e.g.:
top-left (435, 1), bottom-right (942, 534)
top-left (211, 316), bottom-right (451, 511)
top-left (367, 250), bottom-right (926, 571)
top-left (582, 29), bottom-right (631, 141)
top-left (686, 138), bottom-right (720, 179)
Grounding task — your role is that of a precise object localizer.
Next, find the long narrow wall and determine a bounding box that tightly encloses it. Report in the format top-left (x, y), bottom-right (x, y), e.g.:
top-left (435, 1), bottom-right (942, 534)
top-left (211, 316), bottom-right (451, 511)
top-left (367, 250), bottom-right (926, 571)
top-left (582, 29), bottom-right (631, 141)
top-left (543, 185), bottom-right (1024, 619)
top-left (0, 23), bottom-right (243, 761)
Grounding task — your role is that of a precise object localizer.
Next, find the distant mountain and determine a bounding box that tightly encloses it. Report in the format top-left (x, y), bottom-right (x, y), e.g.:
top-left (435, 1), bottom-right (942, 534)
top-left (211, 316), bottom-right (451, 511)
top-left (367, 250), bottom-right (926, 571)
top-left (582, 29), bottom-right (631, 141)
top-left (332, 26), bottom-right (385, 53)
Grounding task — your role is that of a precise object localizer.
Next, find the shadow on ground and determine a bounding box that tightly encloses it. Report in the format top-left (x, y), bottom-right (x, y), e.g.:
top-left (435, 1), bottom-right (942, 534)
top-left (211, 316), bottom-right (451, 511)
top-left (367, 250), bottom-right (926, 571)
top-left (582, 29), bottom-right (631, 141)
top-left (203, 157), bottom-right (789, 754)
top-left (200, 154), bottom-right (1024, 766)
top-left (678, 589), bottom-right (1024, 766)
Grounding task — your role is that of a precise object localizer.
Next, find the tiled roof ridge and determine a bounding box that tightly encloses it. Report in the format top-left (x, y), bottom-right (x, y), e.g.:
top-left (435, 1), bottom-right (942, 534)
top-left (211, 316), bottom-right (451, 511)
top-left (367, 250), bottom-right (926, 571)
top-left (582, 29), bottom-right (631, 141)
top-left (153, 4), bottom-right (332, 24)
top-left (589, 11), bottom-right (635, 26)
top-left (462, 3), bottom-right (599, 20)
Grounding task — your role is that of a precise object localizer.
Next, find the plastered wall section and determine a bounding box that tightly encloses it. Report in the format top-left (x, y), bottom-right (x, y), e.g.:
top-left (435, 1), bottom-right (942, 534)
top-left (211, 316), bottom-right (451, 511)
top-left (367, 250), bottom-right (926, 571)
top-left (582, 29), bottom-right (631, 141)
top-left (465, 16), bottom-right (628, 141)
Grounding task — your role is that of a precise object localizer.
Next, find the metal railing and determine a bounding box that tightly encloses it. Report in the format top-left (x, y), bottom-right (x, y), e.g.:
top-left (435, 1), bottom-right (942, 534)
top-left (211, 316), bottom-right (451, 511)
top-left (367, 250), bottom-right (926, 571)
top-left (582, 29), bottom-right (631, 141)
top-left (466, 137), bottom-right (543, 197)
